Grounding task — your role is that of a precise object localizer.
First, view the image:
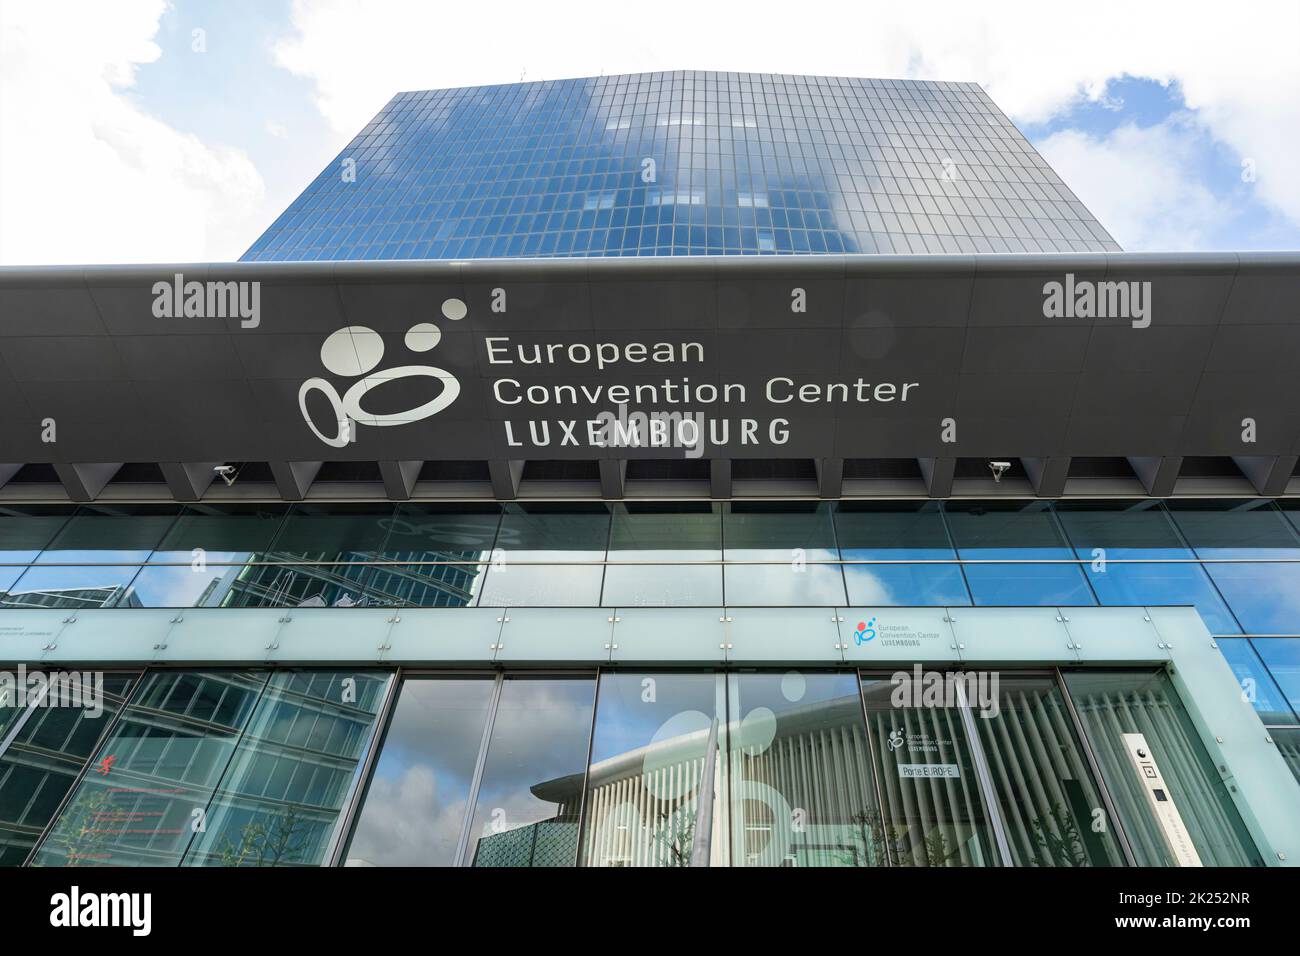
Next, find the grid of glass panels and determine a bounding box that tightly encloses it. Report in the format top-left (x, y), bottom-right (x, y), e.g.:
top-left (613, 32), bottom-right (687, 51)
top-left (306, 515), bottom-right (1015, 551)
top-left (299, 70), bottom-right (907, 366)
top-left (2, 666), bottom-right (1279, 867)
top-left (1, 499), bottom-right (1298, 732)
top-left (241, 71), bottom-right (1120, 262)
top-left (28, 669), bottom-right (391, 867)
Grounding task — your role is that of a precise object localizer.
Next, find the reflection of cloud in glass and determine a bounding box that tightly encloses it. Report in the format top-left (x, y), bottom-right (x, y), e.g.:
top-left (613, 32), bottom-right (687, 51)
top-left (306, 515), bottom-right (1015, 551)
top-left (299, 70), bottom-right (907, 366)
top-left (344, 765), bottom-right (468, 866)
top-left (723, 564), bottom-right (846, 605)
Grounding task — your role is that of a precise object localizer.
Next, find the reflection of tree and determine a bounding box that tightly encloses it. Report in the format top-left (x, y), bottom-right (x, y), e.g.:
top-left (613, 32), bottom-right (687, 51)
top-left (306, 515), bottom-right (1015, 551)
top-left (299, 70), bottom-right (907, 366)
top-left (43, 789), bottom-right (116, 866)
top-left (920, 828), bottom-right (963, 867)
top-left (1029, 801), bottom-right (1086, 867)
top-left (215, 806), bottom-right (313, 867)
top-left (651, 804), bottom-right (696, 867)
top-left (836, 808), bottom-right (906, 867)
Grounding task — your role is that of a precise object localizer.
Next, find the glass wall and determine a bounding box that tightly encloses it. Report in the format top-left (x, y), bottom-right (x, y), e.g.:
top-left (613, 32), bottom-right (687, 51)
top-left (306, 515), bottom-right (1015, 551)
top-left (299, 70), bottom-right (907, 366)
top-left (343, 677), bottom-right (495, 866)
top-left (859, 675), bottom-right (998, 866)
top-left (466, 677), bottom-right (596, 866)
top-left (580, 672), bottom-right (724, 866)
top-left (29, 669), bottom-right (390, 867)
top-left (0, 673), bottom-right (136, 866)
top-left (1062, 669), bottom-right (1261, 867)
top-left (1, 500), bottom-right (1294, 631)
top-left (2, 500), bottom-right (1299, 734)
top-left (727, 671), bottom-right (880, 866)
top-left (5, 664), bottom-right (1283, 868)
top-left (967, 674), bottom-right (1126, 866)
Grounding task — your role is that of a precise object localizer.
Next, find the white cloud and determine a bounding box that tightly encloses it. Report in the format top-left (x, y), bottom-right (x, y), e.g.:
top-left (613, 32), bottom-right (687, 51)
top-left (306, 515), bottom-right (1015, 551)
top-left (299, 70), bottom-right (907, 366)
top-left (1037, 120), bottom-right (1230, 251)
top-left (0, 0), bottom-right (267, 264)
top-left (272, 0), bottom-right (1300, 232)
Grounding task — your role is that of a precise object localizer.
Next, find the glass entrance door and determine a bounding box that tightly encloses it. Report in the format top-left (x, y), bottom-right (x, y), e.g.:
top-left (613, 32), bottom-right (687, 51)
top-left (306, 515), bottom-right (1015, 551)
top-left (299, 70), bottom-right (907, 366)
top-left (859, 674), bottom-right (1000, 866)
top-left (1062, 669), bottom-right (1262, 866)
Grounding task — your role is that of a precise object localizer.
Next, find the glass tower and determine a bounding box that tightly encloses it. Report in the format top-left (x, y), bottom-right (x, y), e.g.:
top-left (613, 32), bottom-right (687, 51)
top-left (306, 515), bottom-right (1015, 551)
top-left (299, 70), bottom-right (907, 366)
top-left (242, 71), bottom-right (1120, 262)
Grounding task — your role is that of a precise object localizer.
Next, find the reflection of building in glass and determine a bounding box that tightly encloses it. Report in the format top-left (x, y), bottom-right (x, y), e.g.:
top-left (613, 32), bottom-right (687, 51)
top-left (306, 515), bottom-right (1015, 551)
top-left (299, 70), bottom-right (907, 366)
top-left (576, 697), bottom-right (879, 867)
top-left (32, 670), bottom-right (389, 868)
top-left (0, 585), bottom-right (142, 610)
top-left (199, 553), bottom-right (482, 609)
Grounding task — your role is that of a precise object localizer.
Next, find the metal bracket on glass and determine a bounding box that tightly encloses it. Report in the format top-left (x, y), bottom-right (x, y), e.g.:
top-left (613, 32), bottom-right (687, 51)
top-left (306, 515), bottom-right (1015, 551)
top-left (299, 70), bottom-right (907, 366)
top-left (169, 616), bottom-right (183, 624)
top-left (489, 642), bottom-right (503, 652)
top-left (718, 616), bottom-right (732, 623)
top-left (496, 616), bottom-right (510, 623)
top-left (153, 643), bottom-right (167, 651)
top-left (61, 616), bottom-right (76, 624)
top-left (603, 642), bottom-right (619, 650)
top-left (265, 642), bottom-right (279, 650)
top-left (607, 616), bottom-right (621, 623)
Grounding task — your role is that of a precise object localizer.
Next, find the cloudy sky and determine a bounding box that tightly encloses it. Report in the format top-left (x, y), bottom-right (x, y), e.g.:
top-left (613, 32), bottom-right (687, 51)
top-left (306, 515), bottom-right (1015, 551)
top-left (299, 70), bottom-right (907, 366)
top-left (1, 0), bottom-right (1297, 264)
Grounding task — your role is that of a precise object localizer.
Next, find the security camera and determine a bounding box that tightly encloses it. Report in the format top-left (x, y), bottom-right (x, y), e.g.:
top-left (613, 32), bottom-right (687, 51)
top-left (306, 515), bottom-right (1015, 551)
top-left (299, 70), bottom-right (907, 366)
top-left (988, 460), bottom-right (1011, 483)
top-left (213, 464), bottom-right (237, 486)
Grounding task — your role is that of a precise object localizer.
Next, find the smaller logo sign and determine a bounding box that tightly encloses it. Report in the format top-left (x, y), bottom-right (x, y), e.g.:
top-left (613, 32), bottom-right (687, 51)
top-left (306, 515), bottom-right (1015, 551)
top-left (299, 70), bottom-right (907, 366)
top-left (853, 617), bottom-right (877, 645)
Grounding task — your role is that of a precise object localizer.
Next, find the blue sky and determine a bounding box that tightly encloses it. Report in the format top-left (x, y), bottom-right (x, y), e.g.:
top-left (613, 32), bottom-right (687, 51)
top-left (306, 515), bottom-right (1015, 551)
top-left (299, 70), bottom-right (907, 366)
top-left (2, 0), bottom-right (1297, 263)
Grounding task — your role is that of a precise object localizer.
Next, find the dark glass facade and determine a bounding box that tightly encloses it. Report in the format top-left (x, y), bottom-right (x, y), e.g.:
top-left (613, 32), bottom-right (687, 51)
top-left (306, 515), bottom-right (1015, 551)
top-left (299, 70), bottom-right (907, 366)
top-left (242, 71), bottom-right (1119, 262)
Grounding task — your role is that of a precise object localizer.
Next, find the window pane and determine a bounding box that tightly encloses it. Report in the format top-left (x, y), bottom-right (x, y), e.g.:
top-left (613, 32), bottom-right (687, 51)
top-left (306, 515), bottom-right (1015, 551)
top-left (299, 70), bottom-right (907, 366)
top-left (602, 564), bottom-right (722, 606)
top-left (210, 563), bottom-right (376, 609)
top-left (724, 502), bottom-right (837, 560)
top-left (150, 504), bottom-right (288, 560)
top-left (269, 504), bottom-right (394, 559)
top-left (32, 671), bottom-right (267, 866)
top-left (363, 563), bottom-right (485, 608)
top-left (1063, 669), bottom-right (1261, 866)
top-left (0, 674), bottom-right (137, 866)
top-left (724, 563), bottom-right (846, 605)
top-left (944, 501), bottom-right (1073, 559)
top-left (969, 675), bottom-right (1125, 866)
top-left (0, 565), bottom-right (141, 609)
top-left (1216, 638), bottom-right (1296, 725)
top-left (478, 564), bottom-right (604, 606)
top-left (34, 504), bottom-right (180, 563)
top-left (184, 670), bottom-right (391, 866)
top-left (1202, 563), bottom-right (1300, 633)
top-left (378, 503), bottom-right (500, 561)
top-left (1251, 638), bottom-right (1300, 717)
top-left (859, 675), bottom-right (998, 866)
top-left (344, 677), bottom-right (495, 866)
top-left (963, 564), bottom-right (1095, 606)
top-left (609, 502), bottom-right (720, 560)
top-left (843, 564), bottom-right (971, 606)
top-left (126, 504), bottom-right (291, 608)
top-left (1165, 500), bottom-right (1300, 559)
top-left (581, 672), bottom-right (725, 866)
top-left (0, 505), bottom-right (71, 564)
top-left (466, 677), bottom-right (596, 866)
top-left (834, 502), bottom-right (954, 559)
top-left (1083, 563), bottom-right (1239, 634)
top-left (728, 671), bottom-right (882, 866)
top-left (1054, 501), bottom-right (1192, 559)
top-left (494, 503), bottom-right (609, 560)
